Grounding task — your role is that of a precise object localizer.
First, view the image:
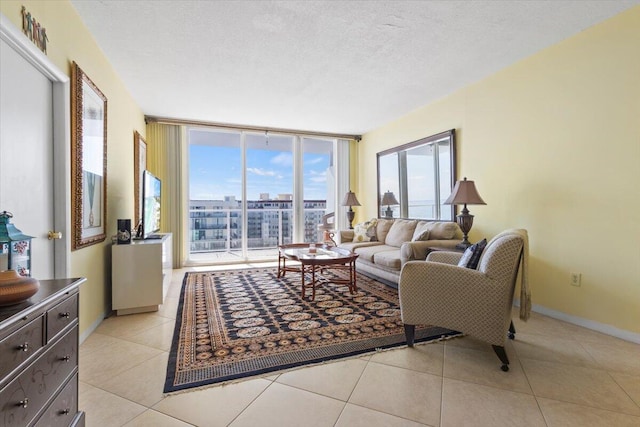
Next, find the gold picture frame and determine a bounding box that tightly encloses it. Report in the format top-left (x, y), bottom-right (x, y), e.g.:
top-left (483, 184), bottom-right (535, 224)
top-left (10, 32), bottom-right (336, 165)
top-left (133, 131), bottom-right (147, 226)
top-left (71, 62), bottom-right (107, 250)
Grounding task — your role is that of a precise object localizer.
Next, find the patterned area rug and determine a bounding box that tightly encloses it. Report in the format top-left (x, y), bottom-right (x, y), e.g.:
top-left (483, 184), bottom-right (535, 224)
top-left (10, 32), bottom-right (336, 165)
top-left (164, 267), bottom-right (458, 393)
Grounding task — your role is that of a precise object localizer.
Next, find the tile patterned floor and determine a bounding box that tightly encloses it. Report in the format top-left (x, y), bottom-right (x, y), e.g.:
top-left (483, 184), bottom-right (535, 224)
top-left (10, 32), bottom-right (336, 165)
top-left (79, 267), bottom-right (640, 426)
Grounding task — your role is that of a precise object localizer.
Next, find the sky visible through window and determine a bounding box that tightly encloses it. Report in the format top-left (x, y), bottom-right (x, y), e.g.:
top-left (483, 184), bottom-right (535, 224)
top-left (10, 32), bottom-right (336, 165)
top-left (189, 145), bottom-right (329, 201)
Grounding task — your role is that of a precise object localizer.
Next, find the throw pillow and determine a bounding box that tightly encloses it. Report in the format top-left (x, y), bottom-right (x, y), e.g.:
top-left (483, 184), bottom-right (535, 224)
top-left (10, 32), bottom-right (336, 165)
top-left (412, 229), bottom-right (430, 241)
top-left (353, 219), bottom-right (378, 242)
top-left (457, 238), bottom-right (487, 269)
top-left (353, 222), bottom-right (371, 242)
top-left (412, 221), bottom-right (431, 241)
top-left (385, 219), bottom-right (418, 247)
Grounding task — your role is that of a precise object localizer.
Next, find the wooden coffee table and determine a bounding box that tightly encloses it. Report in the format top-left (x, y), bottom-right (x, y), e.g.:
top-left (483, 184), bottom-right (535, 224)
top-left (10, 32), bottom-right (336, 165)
top-left (278, 243), bottom-right (359, 300)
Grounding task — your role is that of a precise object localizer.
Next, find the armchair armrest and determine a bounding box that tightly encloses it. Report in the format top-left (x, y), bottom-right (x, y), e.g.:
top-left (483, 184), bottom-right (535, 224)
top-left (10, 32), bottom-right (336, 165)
top-left (339, 230), bottom-right (354, 243)
top-left (426, 251), bottom-right (463, 265)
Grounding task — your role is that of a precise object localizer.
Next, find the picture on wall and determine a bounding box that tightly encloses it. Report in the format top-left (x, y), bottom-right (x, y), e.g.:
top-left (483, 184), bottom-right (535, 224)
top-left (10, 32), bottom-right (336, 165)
top-left (133, 131), bottom-right (147, 225)
top-left (71, 61), bottom-right (108, 250)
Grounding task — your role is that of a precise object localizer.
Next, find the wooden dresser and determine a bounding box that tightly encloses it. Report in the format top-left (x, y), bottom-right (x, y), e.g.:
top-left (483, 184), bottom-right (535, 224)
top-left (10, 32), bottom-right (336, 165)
top-left (0, 278), bottom-right (85, 427)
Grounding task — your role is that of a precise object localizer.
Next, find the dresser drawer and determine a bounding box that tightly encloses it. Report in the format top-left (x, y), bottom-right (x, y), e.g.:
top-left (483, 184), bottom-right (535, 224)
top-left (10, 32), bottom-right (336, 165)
top-left (0, 325), bottom-right (78, 427)
top-left (0, 316), bottom-right (43, 381)
top-left (34, 373), bottom-right (78, 427)
top-left (47, 293), bottom-right (78, 342)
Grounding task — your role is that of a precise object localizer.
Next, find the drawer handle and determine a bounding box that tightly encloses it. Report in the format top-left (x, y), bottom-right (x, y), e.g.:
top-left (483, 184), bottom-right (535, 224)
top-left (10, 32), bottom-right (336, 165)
top-left (59, 312), bottom-right (71, 319)
top-left (60, 408), bottom-right (70, 415)
top-left (18, 398), bottom-right (29, 408)
top-left (18, 342), bottom-right (29, 352)
top-left (61, 355), bottom-right (71, 362)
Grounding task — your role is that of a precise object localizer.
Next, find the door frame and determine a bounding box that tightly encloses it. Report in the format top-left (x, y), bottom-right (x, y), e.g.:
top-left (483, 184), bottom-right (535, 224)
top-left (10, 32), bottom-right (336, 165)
top-left (1, 14), bottom-right (70, 277)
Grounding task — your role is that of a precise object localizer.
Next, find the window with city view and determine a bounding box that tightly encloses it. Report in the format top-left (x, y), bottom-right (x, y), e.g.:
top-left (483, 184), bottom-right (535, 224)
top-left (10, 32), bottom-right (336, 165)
top-left (188, 128), bottom-right (334, 263)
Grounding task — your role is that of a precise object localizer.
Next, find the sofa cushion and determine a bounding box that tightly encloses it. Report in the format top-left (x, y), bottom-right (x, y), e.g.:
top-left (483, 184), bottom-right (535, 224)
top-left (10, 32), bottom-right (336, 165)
top-left (458, 239), bottom-right (487, 269)
top-left (384, 219), bottom-right (418, 247)
top-left (375, 219), bottom-right (394, 243)
top-left (354, 245), bottom-right (396, 263)
top-left (427, 222), bottom-right (459, 240)
top-left (412, 221), bottom-right (431, 241)
top-left (374, 250), bottom-right (402, 270)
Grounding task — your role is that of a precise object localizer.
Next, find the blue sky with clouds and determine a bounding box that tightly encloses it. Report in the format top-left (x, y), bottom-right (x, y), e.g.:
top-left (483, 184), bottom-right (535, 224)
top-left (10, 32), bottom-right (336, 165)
top-left (189, 145), bottom-right (329, 201)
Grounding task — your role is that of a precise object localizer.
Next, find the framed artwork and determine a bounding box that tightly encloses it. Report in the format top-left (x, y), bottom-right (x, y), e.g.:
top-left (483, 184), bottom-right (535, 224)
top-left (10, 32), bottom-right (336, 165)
top-left (71, 62), bottom-right (107, 250)
top-left (133, 131), bottom-right (147, 225)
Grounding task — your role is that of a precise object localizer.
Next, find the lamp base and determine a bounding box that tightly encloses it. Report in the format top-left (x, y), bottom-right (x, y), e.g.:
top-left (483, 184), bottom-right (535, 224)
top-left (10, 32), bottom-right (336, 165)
top-left (347, 209), bottom-right (355, 229)
top-left (456, 206), bottom-right (474, 250)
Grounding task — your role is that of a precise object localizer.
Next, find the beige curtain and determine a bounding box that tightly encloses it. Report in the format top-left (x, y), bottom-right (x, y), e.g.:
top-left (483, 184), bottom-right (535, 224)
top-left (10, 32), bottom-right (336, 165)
top-left (146, 122), bottom-right (186, 267)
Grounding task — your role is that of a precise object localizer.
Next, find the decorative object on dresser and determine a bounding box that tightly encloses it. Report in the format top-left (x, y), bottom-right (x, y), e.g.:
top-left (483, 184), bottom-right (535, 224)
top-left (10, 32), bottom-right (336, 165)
top-left (341, 191), bottom-right (361, 229)
top-left (0, 278), bottom-right (85, 426)
top-left (444, 177), bottom-right (486, 249)
top-left (0, 211), bottom-right (34, 277)
top-left (380, 191), bottom-right (400, 218)
top-left (0, 270), bottom-right (39, 307)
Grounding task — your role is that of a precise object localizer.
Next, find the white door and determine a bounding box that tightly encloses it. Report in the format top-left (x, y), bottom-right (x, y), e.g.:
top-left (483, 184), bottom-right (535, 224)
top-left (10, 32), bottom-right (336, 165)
top-left (0, 38), bottom-right (55, 278)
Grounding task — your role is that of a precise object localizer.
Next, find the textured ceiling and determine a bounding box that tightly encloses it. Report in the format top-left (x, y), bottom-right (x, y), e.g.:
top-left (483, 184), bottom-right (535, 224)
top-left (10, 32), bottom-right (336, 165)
top-left (70, 1), bottom-right (637, 135)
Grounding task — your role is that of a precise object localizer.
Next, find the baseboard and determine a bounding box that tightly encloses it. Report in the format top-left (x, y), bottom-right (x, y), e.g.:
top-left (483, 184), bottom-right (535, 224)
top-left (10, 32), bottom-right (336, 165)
top-left (79, 310), bottom-right (107, 344)
top-left (515, 299), bottom-right (640, 344)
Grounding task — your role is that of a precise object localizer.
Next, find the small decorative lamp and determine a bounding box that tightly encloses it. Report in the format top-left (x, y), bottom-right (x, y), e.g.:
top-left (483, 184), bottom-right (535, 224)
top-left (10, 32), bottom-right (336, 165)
top-left (341, 191), bottom-right (361, 229)
top-left (444, 178), bottom-right (486, 249)
top-left (0, 211), bottom-right (34, 276)
top-left (381, 191), bottom-right (399, 218)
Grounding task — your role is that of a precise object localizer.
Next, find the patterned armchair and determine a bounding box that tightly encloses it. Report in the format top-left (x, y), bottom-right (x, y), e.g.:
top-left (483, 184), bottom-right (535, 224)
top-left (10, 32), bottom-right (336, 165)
top-left (399, 229), bottom-right (527, 371)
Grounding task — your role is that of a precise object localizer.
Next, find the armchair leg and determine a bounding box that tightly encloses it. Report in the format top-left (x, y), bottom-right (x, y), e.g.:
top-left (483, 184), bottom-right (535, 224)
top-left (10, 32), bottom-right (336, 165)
top-left (492, 345), bottom-right (510, 371)
top-left (404, 324), bottom-right (415, 347)
top-left (508, 321), bottom-right (516, 340)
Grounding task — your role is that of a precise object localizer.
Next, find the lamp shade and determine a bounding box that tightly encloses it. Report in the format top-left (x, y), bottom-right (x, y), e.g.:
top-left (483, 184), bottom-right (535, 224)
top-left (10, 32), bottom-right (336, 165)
top-left (381, 191), bottom-right (399, 206)
top-left (444, 177), bottom-right (486, 205)
top-left (341, 191), bottom-right (361, 207)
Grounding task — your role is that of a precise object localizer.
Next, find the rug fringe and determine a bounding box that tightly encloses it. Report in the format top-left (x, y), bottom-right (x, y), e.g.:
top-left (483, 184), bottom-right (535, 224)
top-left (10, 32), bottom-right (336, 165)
top-left (163, 332), bottom-right (464, 397)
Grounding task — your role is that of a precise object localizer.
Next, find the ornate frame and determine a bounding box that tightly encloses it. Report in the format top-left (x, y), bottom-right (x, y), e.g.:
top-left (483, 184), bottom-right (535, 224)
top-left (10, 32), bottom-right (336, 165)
top-left (133, 131), bottom-right (147, 226)
top-left (71, 62), bottom-right (107, 250)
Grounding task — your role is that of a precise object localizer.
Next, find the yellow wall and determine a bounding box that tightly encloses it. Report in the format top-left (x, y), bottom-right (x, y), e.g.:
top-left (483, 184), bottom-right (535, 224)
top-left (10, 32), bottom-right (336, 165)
top-left (1, 1), bottom-right (146, 336)
top-left (360, 7), bottom-right (640, 334)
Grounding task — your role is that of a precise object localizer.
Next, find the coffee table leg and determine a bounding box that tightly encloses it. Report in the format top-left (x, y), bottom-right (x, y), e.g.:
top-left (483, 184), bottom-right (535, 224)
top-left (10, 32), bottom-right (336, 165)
top-left (301, 264), bottom-right (306, 299)
top-left (311, 265), bottom-right (316, 301)
top-left (350, 259), bottom-right (357, 294)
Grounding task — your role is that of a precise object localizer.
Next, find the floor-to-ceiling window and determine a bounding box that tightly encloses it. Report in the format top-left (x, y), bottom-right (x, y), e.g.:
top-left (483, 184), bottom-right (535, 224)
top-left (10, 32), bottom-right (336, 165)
top-left (302, 137), bottom-right (334, 243)
top-left (187, 128), bottom-right (337, 264)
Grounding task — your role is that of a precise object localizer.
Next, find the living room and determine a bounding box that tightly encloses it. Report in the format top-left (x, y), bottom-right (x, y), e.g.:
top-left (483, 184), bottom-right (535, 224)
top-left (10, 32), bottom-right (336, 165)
top-left (1, 1), bottom-right (638, 426)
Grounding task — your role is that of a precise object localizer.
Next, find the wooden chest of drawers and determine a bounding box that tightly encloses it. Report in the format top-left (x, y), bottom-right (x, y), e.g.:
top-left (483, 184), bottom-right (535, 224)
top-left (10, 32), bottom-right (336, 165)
top-left (0, 278), bottom-right (85, 427)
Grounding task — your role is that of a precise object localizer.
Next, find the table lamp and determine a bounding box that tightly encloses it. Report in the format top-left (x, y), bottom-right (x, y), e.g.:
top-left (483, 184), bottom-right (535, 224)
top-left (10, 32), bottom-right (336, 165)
top-left (444, 177), bottom-right (486, 249)
top-left (381, 191), bottom-right (399, 218)
top-left (341, 191), bottom-right (361, 229)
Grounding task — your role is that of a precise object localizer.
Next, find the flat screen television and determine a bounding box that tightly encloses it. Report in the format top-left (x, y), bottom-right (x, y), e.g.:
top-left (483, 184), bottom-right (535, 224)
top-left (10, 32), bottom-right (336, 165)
top-left (142, 170), bottom-right (161, 239)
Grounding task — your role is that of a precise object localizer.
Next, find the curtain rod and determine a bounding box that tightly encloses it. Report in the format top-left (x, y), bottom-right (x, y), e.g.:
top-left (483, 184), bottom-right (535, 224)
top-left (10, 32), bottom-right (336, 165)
top-left (145, 116), bottom-right (361, 141)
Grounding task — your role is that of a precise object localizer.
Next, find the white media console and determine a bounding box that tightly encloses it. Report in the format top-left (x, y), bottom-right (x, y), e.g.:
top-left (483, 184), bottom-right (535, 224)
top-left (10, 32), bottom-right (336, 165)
top-left (111, 233), bottom-right (173, 315)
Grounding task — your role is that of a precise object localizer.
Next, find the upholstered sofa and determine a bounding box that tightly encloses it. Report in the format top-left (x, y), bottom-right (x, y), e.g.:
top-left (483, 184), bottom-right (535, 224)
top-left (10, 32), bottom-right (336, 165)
top-left (338, 218), bottom-right (462, 286)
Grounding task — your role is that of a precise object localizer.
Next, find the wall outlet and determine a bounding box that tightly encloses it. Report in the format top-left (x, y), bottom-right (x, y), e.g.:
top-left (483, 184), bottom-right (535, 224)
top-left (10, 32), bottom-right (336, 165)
top-left (570, 272), bottom-right (582, 287)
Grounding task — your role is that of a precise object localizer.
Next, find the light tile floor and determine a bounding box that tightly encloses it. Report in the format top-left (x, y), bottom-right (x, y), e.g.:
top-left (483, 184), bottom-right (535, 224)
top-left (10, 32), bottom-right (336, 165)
top-left (79, 267), bottom-right (640, 426)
